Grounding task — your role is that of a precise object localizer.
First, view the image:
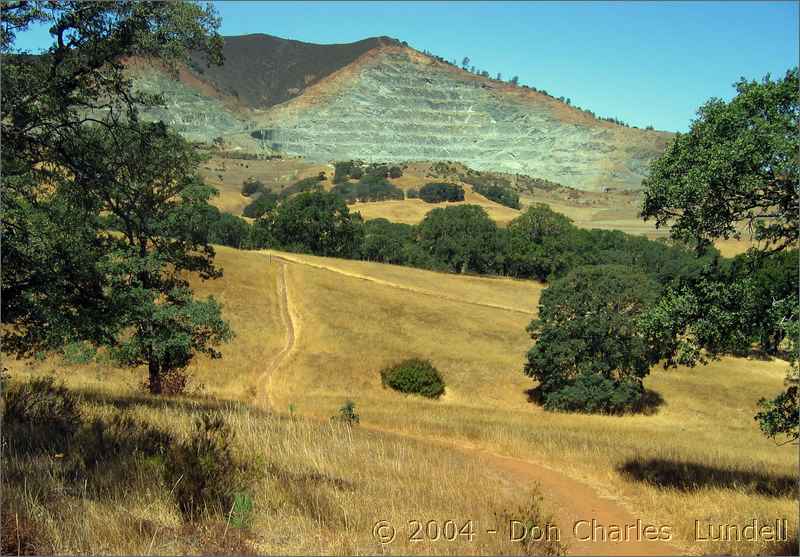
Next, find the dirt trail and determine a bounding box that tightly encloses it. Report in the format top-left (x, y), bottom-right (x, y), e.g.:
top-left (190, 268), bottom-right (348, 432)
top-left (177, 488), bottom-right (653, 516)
top-left (259, 261), bottom-right (297, 410)
top-left (262, 254), bottom-right (681, 556)
top-left (265, 250), bottom-right (534, 315)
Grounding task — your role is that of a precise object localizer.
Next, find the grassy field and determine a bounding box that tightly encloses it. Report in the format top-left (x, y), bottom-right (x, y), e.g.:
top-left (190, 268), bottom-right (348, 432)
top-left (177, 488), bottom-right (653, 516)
top-left (261, 249), bottom-right (797, 555)
top-left (5, 246), bottom-right (794, 555)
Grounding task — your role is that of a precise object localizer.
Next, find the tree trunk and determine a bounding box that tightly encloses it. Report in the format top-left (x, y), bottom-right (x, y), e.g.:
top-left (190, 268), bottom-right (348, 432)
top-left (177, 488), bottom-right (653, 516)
top-left (148, 360), bottom-right (162, 395)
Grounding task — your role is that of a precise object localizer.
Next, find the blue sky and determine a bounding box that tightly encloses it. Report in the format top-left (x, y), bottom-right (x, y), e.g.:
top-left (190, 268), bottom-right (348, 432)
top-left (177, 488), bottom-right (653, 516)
top-left (12, 1), bottom-right (799, 132)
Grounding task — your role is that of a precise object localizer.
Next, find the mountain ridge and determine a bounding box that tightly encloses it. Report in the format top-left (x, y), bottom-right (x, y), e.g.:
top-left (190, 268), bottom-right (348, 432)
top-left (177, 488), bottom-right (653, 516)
top-left (130, 33), bottom-right (673, 191)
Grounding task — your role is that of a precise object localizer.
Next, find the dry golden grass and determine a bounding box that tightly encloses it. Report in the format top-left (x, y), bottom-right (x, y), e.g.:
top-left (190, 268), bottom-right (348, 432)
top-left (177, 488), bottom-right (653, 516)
top-left (200, 157), bottom-right (332, 215)
top-left (261, 251), bottom-right (798, 555)
top-left (5, 247), bottom-right (797, 555)
top-left (3, 389), bottom-right (554, 555)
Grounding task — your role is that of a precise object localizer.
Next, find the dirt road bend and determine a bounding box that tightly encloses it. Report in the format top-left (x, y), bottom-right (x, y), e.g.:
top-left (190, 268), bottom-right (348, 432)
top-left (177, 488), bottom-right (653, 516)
top-left (262, 254), bottom-right (681, 556)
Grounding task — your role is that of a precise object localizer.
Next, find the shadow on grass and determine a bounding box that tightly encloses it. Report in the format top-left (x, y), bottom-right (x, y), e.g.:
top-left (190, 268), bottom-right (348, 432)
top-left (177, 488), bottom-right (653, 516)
top-left (72, 387), bottom-right (292, 422)
top-left (524, 386), bottom-right (665, 416)
top-left (618, 458), bottom-right (798, 498)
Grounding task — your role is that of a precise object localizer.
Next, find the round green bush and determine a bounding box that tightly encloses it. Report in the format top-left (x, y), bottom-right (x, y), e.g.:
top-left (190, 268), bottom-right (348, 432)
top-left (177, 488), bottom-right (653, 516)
top-left (380, 359), bottom-right (445, 399)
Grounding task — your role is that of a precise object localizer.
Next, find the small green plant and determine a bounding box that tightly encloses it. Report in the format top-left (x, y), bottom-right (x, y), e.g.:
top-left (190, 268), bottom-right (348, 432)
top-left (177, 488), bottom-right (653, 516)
top-left (332, 400), bottom-right (359, 425)
top-left (229, 491), bottom-right (254, 529)
top-left (164, 412), bottom-right (240, 520)
top-left (288, 403), bottom-right (297, 418)
top-left (380, 359), bottom-right (445, 399)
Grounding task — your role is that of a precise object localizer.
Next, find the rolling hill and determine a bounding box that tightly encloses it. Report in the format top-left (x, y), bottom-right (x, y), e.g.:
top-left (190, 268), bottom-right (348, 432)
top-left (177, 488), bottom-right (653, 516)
top-left (129, 34), bottom-right (673, 192)
top-left (8, 246), bottom-right (796, 555)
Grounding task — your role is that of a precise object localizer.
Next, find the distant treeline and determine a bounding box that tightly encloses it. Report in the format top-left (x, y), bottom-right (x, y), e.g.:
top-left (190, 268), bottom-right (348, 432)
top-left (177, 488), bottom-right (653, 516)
top-left (192, 189), bottom-right (722, 288)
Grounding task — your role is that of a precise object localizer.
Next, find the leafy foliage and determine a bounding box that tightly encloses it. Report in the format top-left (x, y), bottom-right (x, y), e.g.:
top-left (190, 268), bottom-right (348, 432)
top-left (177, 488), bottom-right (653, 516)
top-left (241, 178), bottom-right (265, 197)
top-left (418, 182), bottom-right (465, 203)
top-left (380, 359), bottom-right (445, 399)
top-left (642, 68), bottom-right (798, 253)
top-left (472, 183), bottom-right (521, 209)
top-left (417, 205), bottom-right (502, 274)
top-left (1, 2), bottom-right (229, 395)
top-left (242, 191), bottom-right (278, 219)
top-left (362, 218), bottom-right (415, 264)
top-left (639, 68), bottom-right (799, 440)
top-left (331, 175), bottom-right (404, 203)
top-left (270, 191), bottom-right (364, 258)
top-left (278, 176), bottom-right (324, 199)
top-left (525, 265), bottom-right (661, 414)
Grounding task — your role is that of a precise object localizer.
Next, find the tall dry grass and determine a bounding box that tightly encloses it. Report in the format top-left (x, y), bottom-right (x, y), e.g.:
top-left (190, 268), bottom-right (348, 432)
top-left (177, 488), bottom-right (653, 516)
top-left (4, 247), bottom-right (795, 555)
top-left (3, 380), bottom-right (559, 555)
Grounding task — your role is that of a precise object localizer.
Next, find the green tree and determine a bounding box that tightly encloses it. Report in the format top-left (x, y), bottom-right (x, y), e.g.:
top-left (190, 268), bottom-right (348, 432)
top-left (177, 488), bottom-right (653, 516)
top-left (504, 204), bottom-right (577, 280)
top-left (362, 218), bottom-right (414, 264)
top-left (70, 123), bottom-right (232, 394)
top-left (270, 191), bottom-right (364, 258)
top-left (640, 68), bottom-right (799, 441)
top-left (242, 191), bottom-right (278, 219)
top-left (525, 265), bottom-right (661, 413)
top-left (418, 182), bottom-right (464, 203)
top-left (417, 205), bottom-right (500, 274)
top-left (1, 2), bottom-right (229, 394)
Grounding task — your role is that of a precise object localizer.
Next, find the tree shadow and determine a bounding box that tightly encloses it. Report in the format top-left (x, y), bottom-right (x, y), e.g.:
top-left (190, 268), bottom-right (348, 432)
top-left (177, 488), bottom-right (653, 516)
top-left (523, 386), bottom-right (665, 415)
top-left (618, 457), bottom-right (798, 498)
top-left (72, 387), bottom-right (286, 422)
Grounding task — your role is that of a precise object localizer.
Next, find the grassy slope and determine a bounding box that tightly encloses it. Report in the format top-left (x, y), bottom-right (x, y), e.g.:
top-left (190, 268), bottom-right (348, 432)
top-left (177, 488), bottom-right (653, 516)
top-left (258, 250), bottom-right (796, 555)
top-left (7, 247), bottom-right (793, 554)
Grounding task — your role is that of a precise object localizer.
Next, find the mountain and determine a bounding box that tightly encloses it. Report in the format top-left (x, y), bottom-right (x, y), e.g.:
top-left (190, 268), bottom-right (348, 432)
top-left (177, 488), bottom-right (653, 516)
top-left (129, 34), bottom-right (673, 191)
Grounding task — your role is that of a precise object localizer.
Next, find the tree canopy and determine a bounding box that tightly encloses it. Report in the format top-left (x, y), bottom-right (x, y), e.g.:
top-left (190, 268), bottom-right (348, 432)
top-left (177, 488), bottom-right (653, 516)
top-left (640, 68), bottom-right (799, 442)
top-left (525, 265), bottom-right (661, 414)
top-left (1, 1), bottom-right (230, 394)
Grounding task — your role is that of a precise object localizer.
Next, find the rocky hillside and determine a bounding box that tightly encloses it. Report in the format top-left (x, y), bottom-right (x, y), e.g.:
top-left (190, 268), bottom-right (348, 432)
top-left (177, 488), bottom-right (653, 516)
top-left (130, 35), bottom-right (673, 191)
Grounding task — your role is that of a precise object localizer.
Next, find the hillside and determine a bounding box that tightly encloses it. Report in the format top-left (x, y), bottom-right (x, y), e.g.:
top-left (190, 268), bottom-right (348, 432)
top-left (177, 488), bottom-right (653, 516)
top-left (186, 34), bottom-right (402, 108)
top-left (8, 247), bottom-right (796, 555)
top-left (130, 35), bottom-right (673, 192)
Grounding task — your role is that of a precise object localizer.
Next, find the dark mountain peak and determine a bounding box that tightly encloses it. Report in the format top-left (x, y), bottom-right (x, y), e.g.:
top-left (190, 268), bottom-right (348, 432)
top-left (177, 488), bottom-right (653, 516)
top-left (187, 33), bottom-right (402, 109)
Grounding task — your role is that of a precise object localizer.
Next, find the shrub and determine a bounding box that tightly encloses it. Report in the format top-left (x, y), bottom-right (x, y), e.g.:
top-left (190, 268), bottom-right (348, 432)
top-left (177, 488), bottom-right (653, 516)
top-left (241, 178), bottom-right (265, 197)
top-left (495, 492), bottom-right (564, 556)
top-left (472, 183), bottom-right (521, 209)
top-left (419, 182), bottom-right (464, 203)
top-left (406, 188), bottom-right (419, 199)
top-left (388, 166), bottom-right (403, 178)
top-left (3, 376), bottom-right (83, 453)
top-left (380, 359), bottom-right (445, 398)
top-left (75, 413), bottom-right (174, 470)
top-left (331, 175), bottom-right (403, 203)
top-left (164, 412), bottom-right (240, 520)
top-left (333, 161), bottom-right (363, 183)
top-left (332, 400), bottom-right (360, 425)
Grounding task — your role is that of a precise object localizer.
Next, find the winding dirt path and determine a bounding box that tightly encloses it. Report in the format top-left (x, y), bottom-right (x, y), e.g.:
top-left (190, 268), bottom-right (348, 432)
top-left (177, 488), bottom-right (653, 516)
top-left (262, 254), bottom-right (680, 555)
